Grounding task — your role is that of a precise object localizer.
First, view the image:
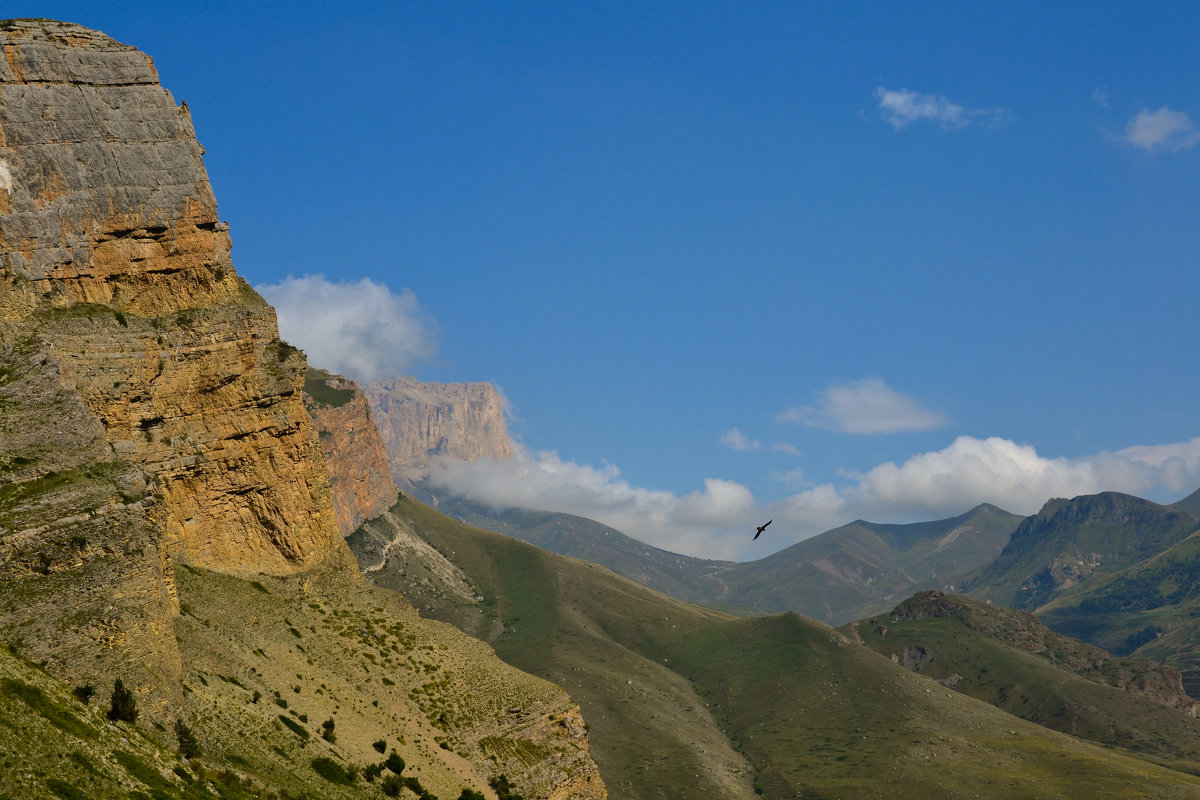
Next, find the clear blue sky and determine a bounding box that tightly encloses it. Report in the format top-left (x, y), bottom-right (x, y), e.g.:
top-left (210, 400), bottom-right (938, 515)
top-left (24, 2), bottom-right (1200, 558)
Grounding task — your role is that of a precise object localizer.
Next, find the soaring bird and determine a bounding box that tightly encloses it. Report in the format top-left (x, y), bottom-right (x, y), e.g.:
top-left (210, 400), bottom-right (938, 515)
top-left (753, 520), bottom-right (772, 540)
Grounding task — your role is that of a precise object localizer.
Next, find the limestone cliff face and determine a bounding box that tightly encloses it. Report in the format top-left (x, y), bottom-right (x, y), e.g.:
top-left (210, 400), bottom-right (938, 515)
top-left (364, 375), bottom-right (512, 480)
top-left (0, 20), bottom-right (343, 576)
top-left (303, 368), bottom-right (398, 535)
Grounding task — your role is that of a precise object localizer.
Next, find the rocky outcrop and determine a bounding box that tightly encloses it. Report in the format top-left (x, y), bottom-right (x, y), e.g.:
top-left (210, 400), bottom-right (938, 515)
top-left (302, 368), bottom-right (398, 535)
top-left (0, 19), bottom-right (343, 576)
top-left (364, 375), bottom-right (512, 480)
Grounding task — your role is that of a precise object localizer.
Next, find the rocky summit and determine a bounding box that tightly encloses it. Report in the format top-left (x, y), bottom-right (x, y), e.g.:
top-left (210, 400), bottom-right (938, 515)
top-left (365, 374), bottom-right (513, 482)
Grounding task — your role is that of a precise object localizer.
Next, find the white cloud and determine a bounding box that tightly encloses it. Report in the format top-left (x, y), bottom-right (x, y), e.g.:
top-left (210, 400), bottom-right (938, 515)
top-left (776, 377), bottom-right (947, 434)
top-left (720, 427), bottom-right (761, 452)
top-left (771, 467), bottom-right (807, 487)
top-left (425, 435), bottom-right (1200, 562)
top-left (426, 445), bottom-right (756, 559)
top-left (771, 442), bottom-right (800, 456)
top-left (1124, 106), bottom-right (1200, 152)
top-left (257, 275), bottom-right (437, 383)
top-left (775, 436), bottom-right (1200, 533)
top-left (874, 87), bottom-right (1006, 130)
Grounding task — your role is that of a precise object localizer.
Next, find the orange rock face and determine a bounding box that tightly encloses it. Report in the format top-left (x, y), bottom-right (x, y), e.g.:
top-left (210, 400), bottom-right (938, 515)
top-left (0, 20), bottom-right (343, 576)
top-left (303, 369), bottom-right (399, 535)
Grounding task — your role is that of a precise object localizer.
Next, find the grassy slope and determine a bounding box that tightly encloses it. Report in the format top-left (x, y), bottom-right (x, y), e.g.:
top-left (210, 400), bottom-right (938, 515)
top-left (963, 493), bottom-right (1199, 611)
top-left (1172, 487), bottom-right (1200, 520)
top-left (0, 644), bottom-right (213, 800)
top-left (170, 561), bottom-right (598, 800)
top-left (436, 496), bottom-right (1022, 625)
top-left (435, 497), bottom-right (733, 605)
top-left (719, 503), bottom-right (1022, 624)
top-left (843, 593), bottom-right (1200, 774)
top-left (1038, 529), bottom-right (1200, 694)
top-left (355, 495), bottom-right (1200, 800)
top-left (0, 554), bottom-right (606, 800)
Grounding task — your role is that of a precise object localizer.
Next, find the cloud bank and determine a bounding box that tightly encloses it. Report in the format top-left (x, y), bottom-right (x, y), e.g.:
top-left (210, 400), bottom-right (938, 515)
top-left (427, 435), bottom-right (1200, 561)
top-left (257, 275), bottom-right (437, 383)
top-left (874, 87), bottom-right (1006, 130)
top-left (776, 377), bottom-right (947, 434)
top-left (1124, 106), bottom-right (1200, 152)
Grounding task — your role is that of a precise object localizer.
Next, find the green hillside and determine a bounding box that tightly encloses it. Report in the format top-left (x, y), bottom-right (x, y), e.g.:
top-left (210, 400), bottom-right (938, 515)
top-left (352, 494), bottom-right (1200, 799)
top-left (844, 591), bottom-right (1200, 772)
top-left (1037, 528), bottom-right (1200, 694)
top-left (1172, 487), bottom-right (1200, 520)
top-left (436, 494), bottom-right (1021, 624)
top-left (962, 492), bottom-right (1199, 611)
top-left (436, 497), bottom-right (735, 605)
top-left (720, 503), bottom-right (1021, 623)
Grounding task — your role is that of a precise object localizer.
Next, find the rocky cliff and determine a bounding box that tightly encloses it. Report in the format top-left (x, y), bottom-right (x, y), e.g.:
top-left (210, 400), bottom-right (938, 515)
top-left (303, 367), bottom-right (398, 535)
top-left (364, 375), bottom-right (512, 480)
top-left (0, 22), bottom-right (605, 799)
top-left (0, 19), bottom-right (344, 576)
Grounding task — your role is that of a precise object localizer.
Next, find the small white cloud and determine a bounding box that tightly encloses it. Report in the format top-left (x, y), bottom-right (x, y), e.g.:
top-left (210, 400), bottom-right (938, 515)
top-left (771, 442), bottom-right (800, 456)
top-left (720, 428), bottom-right (761, 452)
top-left (776, 377), bottom-right (947, 435)
top-left (257, 275), bottom-right (437, 383)
top-left (771, 467), bottom-right (807, 487)
top-left (874, 87), bottom-right (1006, 130)
top-left (1123, 106), bottom-right (1200, 152)
top-left (1092, 88), bottom-right (1110, 109)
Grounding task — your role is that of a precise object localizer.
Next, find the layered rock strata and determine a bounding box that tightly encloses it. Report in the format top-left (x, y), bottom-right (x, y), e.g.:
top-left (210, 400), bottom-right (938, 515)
top-left (302, 367), bottom-right (398, 534)
top-left (0, 19), bottom-right (343, 576)
top-left (365, 374), bottom-right (512, 481)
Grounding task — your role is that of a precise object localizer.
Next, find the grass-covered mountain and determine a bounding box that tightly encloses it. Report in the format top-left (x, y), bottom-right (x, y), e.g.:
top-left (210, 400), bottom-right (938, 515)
top-left (843, 591), bottom-right (1200, 772)
top-left (351, 494), bottom-right (1200, 799)
top-left (1173, 486), bottom-right (1200, 519)
top-left (438, 495), bottom-right (1021, 624)
top-left (960, 492), bottom-right (1199, 612)
top-left (716, 503), bottom-right (1021, 623)
top-left (435, 497), bottom-right (736, 605)
top-left (1035, 527), bottom-right (1200, 693)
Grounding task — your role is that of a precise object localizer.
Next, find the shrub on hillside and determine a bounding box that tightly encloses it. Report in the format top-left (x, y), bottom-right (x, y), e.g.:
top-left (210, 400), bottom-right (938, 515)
top-left (489, 774), bottom-right (525, 800)
top-left (107, 678), bottom-right (138, 723)
top-left (175, 719), bottom-right (200, 758)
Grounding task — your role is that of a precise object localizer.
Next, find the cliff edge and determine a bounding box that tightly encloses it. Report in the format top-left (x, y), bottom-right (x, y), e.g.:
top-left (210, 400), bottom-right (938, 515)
top-left (0, 19), bottom-right (344, 576)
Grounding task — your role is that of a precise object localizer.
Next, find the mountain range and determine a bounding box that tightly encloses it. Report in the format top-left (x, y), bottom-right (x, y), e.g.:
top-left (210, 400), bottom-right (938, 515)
top-left (4, 17), bottom-right (1200, 800)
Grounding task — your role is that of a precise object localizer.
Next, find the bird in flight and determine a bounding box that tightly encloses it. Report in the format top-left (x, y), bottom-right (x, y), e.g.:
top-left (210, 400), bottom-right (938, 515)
top-left (753, 520), bottom-right (772, 540)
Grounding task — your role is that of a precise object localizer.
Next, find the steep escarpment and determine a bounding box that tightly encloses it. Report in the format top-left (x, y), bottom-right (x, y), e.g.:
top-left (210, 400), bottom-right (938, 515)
top-left (0, 19), bottom-right (343, 576)
top-left (0, 21), bottom-right (606, 799)
top-left (304, 368), bottom-right (398, 535)
top-left (365, 375), bottom-right (512, 482)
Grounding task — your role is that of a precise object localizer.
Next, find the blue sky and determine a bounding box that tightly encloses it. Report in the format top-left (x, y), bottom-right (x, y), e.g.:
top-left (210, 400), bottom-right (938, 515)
top-left (25, 2), bottom-right (1200, 558)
